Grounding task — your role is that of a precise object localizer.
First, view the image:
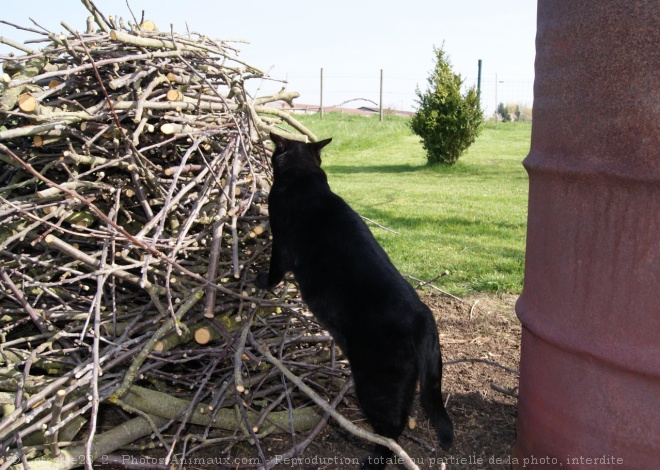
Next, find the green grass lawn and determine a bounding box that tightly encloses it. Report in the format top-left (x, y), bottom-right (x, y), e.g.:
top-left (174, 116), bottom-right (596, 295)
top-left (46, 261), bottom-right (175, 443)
top-left (292, 113), bottom-right (531, 296)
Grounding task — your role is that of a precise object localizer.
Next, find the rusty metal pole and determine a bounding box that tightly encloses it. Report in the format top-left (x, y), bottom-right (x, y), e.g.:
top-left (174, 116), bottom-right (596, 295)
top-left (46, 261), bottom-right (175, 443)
top-left (514, 1), bottom-right (659, 469)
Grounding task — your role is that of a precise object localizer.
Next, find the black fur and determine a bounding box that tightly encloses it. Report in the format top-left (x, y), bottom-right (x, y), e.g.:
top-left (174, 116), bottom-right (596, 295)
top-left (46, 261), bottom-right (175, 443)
top-left (256, 133), bottom-right (454, 468)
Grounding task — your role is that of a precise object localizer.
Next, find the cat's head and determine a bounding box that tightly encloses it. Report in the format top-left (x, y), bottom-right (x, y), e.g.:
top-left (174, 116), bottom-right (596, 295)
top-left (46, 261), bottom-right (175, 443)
top-left (269, 132), bottom-right (332, 176)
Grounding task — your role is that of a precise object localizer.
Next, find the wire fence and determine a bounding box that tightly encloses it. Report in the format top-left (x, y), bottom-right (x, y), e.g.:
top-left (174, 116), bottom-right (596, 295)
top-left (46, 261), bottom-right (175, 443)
top-left (266, 69), bottom-right (534, 118)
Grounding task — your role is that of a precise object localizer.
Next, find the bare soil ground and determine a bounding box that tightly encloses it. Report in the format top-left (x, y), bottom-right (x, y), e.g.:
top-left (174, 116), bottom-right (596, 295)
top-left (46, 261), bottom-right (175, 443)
top-left (101, 292), bottom-right (520, 470)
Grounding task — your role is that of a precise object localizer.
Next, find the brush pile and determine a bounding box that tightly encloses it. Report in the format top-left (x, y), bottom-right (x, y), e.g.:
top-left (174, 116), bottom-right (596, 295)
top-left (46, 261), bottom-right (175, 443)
top-left (0, 2), bottom-right (367, 469)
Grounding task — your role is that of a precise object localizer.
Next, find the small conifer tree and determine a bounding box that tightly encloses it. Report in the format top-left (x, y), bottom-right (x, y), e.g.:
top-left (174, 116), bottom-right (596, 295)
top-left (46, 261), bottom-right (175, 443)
top-left (410, 45), bottom-right (483, 165)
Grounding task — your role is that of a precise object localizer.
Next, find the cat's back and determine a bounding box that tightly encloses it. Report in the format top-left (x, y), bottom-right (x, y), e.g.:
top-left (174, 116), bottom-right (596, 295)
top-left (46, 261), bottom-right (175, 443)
top-left (287, 186), bottom-right (411, 300)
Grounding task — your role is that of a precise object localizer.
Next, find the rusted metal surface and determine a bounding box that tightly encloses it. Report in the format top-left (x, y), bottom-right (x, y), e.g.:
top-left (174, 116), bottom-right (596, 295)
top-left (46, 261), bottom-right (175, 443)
top-left (514, 1), bottom-right (659, 469)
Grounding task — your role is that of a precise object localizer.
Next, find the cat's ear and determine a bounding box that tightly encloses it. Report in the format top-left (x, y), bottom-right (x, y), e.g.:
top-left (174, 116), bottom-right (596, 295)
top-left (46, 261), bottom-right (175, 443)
top-left (312, 138), bottom-right (332, 153)
top-left (270, 132), bottom-right (287, 152)
top-left (311, 137), bottom-right (332, 158)
top-left (310, 138), bottom-right (331, 164)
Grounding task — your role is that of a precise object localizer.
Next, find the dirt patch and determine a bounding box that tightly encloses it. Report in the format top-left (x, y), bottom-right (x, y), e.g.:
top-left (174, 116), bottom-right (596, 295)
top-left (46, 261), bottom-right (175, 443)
top-left (428, 292), bottom-right (520, 469)
top-left (102, 292), bottom-right (520, 469)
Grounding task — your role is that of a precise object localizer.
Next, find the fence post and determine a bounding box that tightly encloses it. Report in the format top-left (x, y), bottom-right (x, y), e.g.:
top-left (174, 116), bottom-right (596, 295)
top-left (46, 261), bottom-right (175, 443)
top-left (495, 73), bottom-right (498, 114)
top-left (320, 68), bottom-right (324, 119)
top-left (477, 60), bottom-right (482, 101)
top-left (379, 69), bottom-right (384, 122)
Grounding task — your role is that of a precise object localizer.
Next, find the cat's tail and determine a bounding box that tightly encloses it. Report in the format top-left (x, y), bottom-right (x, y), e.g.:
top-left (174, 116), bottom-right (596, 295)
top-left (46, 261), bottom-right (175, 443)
top-left (418, 317), bottom-right (454, 451)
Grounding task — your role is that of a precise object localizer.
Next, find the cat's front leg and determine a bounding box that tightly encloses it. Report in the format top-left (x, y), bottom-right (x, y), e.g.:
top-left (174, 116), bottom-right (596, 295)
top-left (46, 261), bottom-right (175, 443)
top-left (254, 240), bottom-right (286, 289)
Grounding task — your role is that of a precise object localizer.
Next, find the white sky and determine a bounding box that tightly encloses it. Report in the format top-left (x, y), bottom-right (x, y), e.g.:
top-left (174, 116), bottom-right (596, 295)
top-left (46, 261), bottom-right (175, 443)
top-left (1, 1), bottom-right (537, 113)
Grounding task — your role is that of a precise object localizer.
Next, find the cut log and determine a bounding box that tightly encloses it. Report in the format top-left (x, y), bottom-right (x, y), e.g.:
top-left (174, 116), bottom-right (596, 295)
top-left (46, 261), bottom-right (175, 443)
top-left (139, 20), bottom-right (157, 31)
top-left (165, 89), bottom-right (182, 101)
top-left (194, 326), bottom-right (212, 345)
top-left (33, 131), bottom-right (63, 147)
top-left (13, 91), bottom-right (34, 113)
top-left (160, 122), bottom-right (194, 135)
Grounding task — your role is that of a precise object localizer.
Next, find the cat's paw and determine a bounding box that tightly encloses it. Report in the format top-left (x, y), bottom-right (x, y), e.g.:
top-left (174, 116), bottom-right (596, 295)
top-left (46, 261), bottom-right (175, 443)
top-left (253, 272), bottom-right (270, 290)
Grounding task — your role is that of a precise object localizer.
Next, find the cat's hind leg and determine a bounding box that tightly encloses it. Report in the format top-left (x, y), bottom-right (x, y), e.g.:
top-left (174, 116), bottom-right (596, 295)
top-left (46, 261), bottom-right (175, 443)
top-left (354, 368), bottom-right (417, 469)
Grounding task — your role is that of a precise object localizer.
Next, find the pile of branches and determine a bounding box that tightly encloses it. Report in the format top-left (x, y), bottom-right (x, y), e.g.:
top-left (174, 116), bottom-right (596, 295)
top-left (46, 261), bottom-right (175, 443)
top-left (0, 3), bottom-right (423, 470)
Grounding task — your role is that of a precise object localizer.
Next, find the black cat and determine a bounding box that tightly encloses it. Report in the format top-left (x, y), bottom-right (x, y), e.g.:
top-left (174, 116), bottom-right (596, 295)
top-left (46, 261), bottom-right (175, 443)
top-left (256, 132), bottom-right (454, 468)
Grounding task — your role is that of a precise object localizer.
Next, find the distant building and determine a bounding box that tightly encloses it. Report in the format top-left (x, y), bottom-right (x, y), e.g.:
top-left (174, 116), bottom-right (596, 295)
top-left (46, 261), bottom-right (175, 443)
top-left (269, 102), bottom-right (414, 118)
